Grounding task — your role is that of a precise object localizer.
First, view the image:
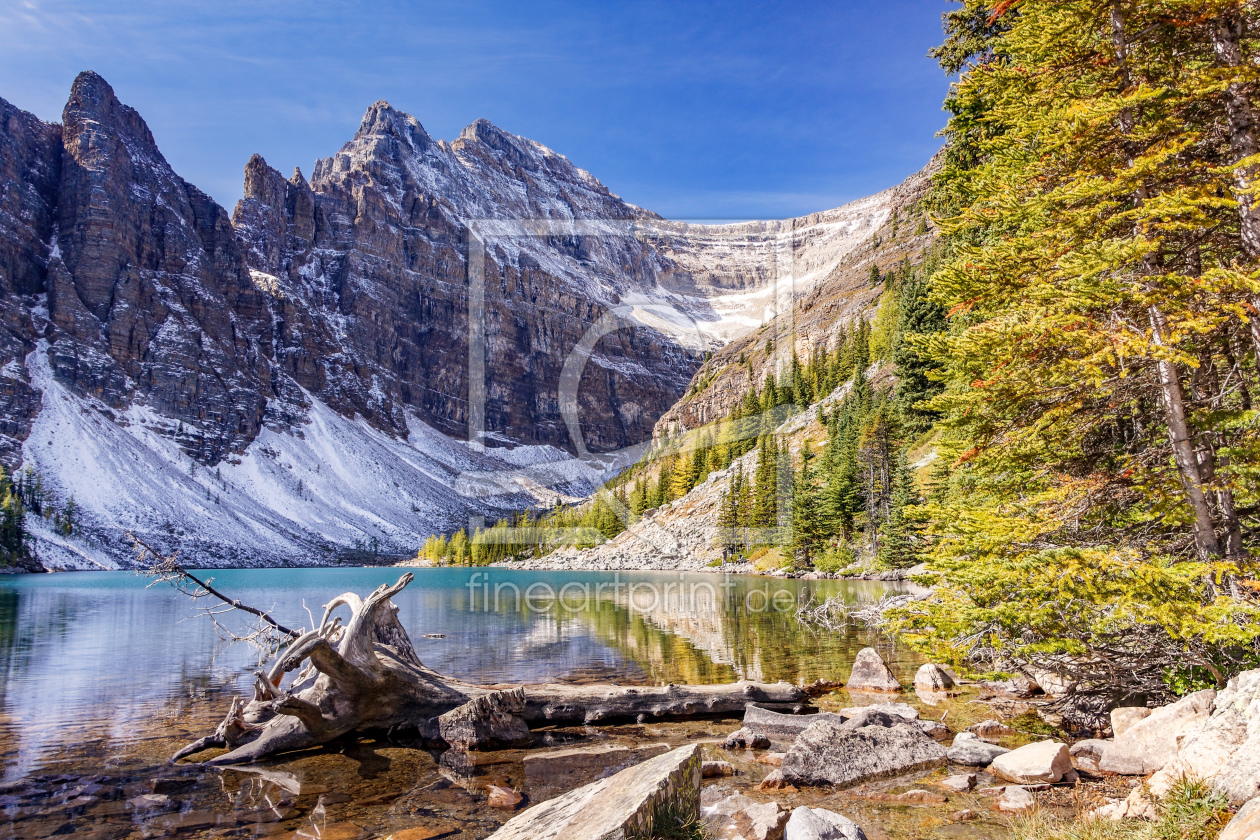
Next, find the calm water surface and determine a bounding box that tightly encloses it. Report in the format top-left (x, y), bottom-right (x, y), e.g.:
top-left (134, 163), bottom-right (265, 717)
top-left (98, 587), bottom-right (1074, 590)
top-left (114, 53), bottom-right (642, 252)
top-left (0, 568), bottom-right (928, 839)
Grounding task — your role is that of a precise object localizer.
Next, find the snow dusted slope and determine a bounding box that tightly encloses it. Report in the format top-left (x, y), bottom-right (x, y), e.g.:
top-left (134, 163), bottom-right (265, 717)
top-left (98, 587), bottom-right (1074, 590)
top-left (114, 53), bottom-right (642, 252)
top-left (20, 343), bottom-right (609, 569)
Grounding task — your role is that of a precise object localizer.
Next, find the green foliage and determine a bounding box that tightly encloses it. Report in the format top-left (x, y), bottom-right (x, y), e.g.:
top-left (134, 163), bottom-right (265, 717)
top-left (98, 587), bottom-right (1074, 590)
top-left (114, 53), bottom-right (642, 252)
top-left (892, 0), bottom-right (1260, 698)
top-left (626, 798), bottom-right (708, 840)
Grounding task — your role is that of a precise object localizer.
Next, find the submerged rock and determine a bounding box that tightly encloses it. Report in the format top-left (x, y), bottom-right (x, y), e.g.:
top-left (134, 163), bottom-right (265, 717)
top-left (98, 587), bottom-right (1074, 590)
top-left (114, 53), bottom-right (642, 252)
top-left (523, 743), bottom-right (672, 801)
top-left (845, 648), bottom-right (902, 693)
top-left (487, 744), bottom-right (702, 840)
top-left (784, 806), bottom-right (868, 840)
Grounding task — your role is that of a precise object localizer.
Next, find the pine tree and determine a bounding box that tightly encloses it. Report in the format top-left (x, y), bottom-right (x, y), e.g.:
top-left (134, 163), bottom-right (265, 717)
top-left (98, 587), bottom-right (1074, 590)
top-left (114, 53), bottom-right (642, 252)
top-left (878, 449), bottom-right (919, 569)
top-left (791, 445), bottom-right (823, 567)
top-left (751, 436), bottom-right (779, 530)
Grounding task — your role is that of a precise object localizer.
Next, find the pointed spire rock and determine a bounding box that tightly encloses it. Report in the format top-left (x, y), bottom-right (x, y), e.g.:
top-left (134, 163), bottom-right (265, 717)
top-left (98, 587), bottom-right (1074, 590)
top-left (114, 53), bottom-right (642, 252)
top-left (846, 647), bottom-right (903, 692)
top-left (62, 71), bottom-right (160, 160)
top-left (242, 153), bottom-right (286, 207)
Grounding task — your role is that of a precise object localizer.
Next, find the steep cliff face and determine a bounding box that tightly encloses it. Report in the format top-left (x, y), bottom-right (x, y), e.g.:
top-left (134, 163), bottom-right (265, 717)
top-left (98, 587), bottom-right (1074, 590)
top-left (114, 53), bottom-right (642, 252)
top-left (231, 102), bottom-right (693, 454)
top-left (650, 162), bottom-right (937, 437)
top-left (0, 97), bottom-right (60, 462)
top-left (0, 71), bottom-right (913, 567)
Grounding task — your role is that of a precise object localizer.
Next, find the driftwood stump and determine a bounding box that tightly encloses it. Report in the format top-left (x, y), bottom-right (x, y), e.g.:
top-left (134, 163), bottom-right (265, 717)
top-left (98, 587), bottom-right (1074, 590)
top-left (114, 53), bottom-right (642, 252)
top-left (174, 573), bottom-right (809, 765)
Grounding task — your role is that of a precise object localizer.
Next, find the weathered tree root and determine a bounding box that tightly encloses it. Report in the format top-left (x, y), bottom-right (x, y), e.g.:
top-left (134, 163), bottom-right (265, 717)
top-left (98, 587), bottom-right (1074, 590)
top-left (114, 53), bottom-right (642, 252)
top-left (174, 573), bottom-right (808, 765)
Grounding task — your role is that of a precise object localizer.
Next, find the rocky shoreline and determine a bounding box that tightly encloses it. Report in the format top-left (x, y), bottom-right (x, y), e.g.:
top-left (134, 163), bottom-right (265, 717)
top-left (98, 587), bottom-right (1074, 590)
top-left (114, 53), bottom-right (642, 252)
top-left (482, 650), bottom-right (1260, 840)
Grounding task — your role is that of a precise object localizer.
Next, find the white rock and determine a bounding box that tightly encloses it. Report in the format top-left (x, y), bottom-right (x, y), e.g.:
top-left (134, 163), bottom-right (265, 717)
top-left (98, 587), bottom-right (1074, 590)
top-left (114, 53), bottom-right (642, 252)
top-left (994, 786), bottom-right (1036, 814)
top-left (989, 741), bottom-right (1073, 784)
top-left (1219, 797), bottom-right (1260, 840)
top-left (1099, 690), bottom-right (1216, 776)
top-left (488, 744), bottom-right (701, 840)
top-left (1110, 707), bottom-right (1151, 738)
top-left (784, 806), bottom-right (868, 840)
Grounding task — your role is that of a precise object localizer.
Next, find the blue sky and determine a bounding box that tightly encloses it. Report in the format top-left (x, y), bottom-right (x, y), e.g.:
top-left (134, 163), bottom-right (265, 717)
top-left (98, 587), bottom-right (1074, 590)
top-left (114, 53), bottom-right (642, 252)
top-left (0, 0), bottom-right (952, 220)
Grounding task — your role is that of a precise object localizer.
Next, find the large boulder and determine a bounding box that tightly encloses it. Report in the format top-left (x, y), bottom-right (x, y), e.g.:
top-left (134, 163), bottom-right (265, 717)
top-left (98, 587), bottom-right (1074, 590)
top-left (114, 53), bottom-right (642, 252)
top-left (781, 719), bottom-right (947, 788)
top-left (845, 648), bottom-right (902, 692)
top-left (784, 807), bottom-right (867, 840)
top-left (989, 741), bottom-right (1073, 784)
top-left (1099, 690), bottom-right (1216, 776)
top-left (947, 739), bottom-right (1011, 767)
top-left (523, 743), bottom-right (671, 802)
top-left (1145, 669), bottom-right (1260, 805)
top-left (487, 744), bottom-right (701, 840)
top-left (1219, 797), bottom-right (1260, 840)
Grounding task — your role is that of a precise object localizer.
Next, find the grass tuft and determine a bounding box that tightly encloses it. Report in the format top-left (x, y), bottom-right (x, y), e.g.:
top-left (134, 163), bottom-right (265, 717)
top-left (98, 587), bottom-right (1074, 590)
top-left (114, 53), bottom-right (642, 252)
top-left (1011, 778), bottom-right (1231, 840)
top-left (626, 798), bottom-right (709, 840)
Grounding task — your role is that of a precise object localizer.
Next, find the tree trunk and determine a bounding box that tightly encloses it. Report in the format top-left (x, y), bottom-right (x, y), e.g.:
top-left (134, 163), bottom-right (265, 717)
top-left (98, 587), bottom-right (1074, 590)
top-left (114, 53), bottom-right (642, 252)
top-left (173, 574), bottom-right (810, 766)
top-left (1150, 307), bottom-right (1222, 558)
top-left (1111, 5), bottom-right (1223, 558)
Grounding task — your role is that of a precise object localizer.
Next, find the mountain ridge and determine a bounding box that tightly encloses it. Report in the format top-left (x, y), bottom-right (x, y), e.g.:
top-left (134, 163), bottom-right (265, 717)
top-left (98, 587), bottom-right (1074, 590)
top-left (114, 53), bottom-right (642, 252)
top-left (0, 70), bottom-right (922, 569)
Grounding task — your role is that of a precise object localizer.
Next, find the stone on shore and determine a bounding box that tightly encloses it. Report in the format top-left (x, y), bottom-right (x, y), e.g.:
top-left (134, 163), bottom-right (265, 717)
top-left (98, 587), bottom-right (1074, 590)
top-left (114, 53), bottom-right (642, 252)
top-left (993, 786), bottom-right (1036, 814)
top-left (914, 664), bottom-right (956, 693)
top-left (487, 744), bottom-right (701, 840)
top-left (784, 806), bottom-right (868, 840)
top-left (967, 720), bottom-right (1016, 742)
top-left (1219, 797), bottom-right (1260, 840)
top-left (1099, 689), bottom-right (1216, 776)
top-left (1110, 707), bottom-right (1152, 738)
top-left (947, 739), bottom-right (1010, 767)
top-left (940, 774), bottom-right (977, 793)
top-left (781, 719), bottom-right (947, 788)
top-left (1144, 668), bottom-right (1260, 804)
top-left (915, 719), bottom-right (952, 741)
top-left (989, 741), bottom-right (1073, 785)
top-left (438, 688), bottom-right (531, 750)
top-left (845, 648), bottom-right (902, 693)
top-left (838, 702), bottom-right (919, 721)
top-left (1069, 739), bottom-right (1109, 776)
top-left (703, 761), bottom-right (736, 778)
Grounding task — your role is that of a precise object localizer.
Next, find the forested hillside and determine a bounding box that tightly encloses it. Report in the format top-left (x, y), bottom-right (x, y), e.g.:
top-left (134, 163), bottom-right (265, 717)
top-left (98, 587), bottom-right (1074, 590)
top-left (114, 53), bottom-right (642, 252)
top-left (890, 0), bottom-right (1260, 704)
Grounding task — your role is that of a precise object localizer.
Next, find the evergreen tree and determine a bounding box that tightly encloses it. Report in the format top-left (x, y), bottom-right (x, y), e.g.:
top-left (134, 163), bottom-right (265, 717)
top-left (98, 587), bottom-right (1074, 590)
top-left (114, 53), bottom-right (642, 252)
top-left (790, 445), bottom-right (824, 566)
top-left (751, 436), bottom-right (779, 529)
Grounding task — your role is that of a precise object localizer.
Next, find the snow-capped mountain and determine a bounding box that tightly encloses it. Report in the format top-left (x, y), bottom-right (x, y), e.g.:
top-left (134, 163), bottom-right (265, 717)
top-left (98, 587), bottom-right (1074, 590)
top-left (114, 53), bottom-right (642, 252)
top-left (0, 71), bottom-right (900, 568)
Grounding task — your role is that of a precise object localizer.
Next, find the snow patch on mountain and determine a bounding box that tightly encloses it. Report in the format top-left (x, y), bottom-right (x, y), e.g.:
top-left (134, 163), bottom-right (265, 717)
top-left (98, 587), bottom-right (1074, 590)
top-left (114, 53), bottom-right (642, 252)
top-left (20, 343), bottom-right (612, 568)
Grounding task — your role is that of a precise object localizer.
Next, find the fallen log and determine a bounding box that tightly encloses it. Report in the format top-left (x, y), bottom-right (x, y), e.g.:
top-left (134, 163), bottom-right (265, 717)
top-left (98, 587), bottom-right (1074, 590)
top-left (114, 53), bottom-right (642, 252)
top-left (174, 573), bottom-right (809, 765)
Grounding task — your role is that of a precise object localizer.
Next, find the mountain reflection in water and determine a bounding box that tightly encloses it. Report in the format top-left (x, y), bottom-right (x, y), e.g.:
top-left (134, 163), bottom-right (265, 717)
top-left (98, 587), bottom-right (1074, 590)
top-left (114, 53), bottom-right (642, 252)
top-left (0, 568), bottom-right (923, 839)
